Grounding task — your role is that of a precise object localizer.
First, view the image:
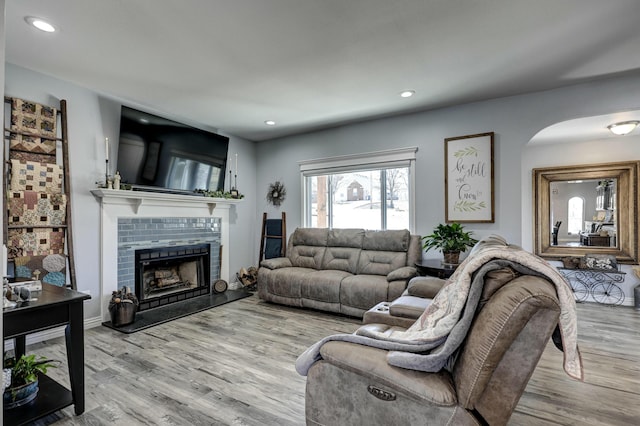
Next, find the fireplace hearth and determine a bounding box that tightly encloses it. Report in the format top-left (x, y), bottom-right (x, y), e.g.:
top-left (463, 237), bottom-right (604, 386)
top-left (135, 244), bottom-right (210, 311)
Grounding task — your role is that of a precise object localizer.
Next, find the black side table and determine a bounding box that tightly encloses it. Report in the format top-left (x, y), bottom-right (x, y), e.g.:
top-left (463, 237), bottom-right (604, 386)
top-left (3, 283), bottom-right (91, 425)
top-left (415, 259), bottom-right (458, 279)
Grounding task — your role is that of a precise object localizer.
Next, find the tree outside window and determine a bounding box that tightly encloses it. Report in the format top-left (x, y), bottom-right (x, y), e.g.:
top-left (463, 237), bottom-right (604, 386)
top-left (306, 167), bottom-right (409, 230)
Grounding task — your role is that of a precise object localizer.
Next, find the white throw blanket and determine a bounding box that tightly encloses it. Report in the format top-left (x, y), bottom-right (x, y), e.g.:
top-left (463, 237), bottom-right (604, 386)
top-left (296, 236), bottom-right (584, 381)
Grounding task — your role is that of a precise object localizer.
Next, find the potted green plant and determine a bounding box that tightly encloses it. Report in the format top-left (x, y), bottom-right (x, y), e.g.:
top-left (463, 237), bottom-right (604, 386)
top-left (3, 353), bottom-right (59, 408)
top-left (421, 223), bottom-right (478, 265)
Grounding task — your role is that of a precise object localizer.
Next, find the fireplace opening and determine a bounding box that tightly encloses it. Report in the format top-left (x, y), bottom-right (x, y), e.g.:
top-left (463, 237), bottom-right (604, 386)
top-left (135, 244), bottom-right (211, 311)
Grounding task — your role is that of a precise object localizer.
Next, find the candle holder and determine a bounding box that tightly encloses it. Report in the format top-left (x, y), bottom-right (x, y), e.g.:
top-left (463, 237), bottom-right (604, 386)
top-left (105, 159), bottom-right (110, 187)
top-left (230, 173), bottom-right (239, 198)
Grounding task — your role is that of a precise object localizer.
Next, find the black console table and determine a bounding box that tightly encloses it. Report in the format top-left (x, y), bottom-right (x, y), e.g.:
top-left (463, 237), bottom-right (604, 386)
top-left (3, 283), bottom-right (91, 425)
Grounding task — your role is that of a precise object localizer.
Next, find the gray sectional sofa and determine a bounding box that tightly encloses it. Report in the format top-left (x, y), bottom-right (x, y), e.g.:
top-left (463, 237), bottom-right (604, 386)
top-left (257, 228), bottom-right (422, 317)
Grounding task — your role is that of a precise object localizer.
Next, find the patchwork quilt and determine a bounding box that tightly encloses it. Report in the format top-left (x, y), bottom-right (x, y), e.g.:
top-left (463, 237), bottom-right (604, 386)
top-left (13, 254), bottom-right (67, 286)
top-left (8, 191), bottom-right (67, 226)
top-left (10, 98), bottom-right (57, 138)
top-left (8, 228), bottom-right (65, 257)
top-left (10, 159), bottom-right (63, 193)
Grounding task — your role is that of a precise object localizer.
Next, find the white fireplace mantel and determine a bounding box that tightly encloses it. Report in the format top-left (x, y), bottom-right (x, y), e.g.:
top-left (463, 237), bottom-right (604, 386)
top-left (91, 188), bottom-right (242, 214)
top-left (92, 189), bottom-right (242, 321)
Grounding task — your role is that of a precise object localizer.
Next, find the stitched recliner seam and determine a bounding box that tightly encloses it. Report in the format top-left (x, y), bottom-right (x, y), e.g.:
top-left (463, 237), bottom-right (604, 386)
top-left (461, 292), bottom-right (559, 407)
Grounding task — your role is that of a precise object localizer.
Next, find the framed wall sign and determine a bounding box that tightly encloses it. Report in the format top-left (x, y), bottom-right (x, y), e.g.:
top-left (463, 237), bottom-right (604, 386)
top-left (445, 132), bottom-right (495, 223)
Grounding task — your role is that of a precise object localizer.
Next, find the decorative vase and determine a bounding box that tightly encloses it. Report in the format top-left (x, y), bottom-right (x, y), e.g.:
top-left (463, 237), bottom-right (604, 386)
top-left (109, 301), bottom-right (137, 327)
top-left (3, 379), bottom-right (39, 409)
top-left (443, 251), bottom-right (460, 265)
top-left (2, 368), bottom-right (11, 392)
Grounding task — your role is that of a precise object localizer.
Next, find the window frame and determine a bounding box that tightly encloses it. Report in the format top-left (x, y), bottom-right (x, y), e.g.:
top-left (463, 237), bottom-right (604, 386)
top-left (299, 147), bottom-right (418, 232)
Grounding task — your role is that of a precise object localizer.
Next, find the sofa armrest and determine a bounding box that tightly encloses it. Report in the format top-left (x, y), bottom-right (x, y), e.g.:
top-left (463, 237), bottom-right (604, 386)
top-left (317, 340), bottom-right (457, 406)
top-left (389, 295), bottom-right (430, 319)
top-left (259, 257), bottom-right (292, 270)
top-left (386, 266), bottom-right (417, 282)
top-left (406, 276), bottom-right (446, 299)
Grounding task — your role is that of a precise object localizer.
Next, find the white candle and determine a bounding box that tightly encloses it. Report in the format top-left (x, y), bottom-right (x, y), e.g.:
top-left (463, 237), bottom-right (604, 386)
top-left (105, 137), bottom-right (109, 162)
top-left (235, 153), bottom-right (238, 175)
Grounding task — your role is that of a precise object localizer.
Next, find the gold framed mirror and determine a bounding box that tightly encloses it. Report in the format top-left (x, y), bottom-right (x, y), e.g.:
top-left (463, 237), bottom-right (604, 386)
top-left (533, 161), bottom-right (639, 264)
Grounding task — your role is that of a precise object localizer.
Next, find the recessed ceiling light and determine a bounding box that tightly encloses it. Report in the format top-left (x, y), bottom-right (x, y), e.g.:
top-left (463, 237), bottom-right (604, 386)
top-left (264, 120), bottom-right (276, 126)
top-left (400, 90), bottom-right (415, 98)
top-left (607, 120), bottom-right (639, 136)
top-left (25, 16), bottom-right (56, 33)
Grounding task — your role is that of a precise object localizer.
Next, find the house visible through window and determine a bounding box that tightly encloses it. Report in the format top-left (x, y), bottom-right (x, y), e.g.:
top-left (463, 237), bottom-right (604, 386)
top-left (299, 148), bottom-right (417, 231)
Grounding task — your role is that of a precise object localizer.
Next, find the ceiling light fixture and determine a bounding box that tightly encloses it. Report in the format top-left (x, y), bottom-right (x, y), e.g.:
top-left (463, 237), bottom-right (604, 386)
top-left (400, 90), bottom-right (415, 98)
top-left (264, 120), bottom-right (276, 126)
top-left (25, 16), bottom-right (56, 33)
top-left (607, 120), bottom-right (639, 136)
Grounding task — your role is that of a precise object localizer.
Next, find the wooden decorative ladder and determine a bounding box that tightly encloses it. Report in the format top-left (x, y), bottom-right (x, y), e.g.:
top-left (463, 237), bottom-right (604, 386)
top-left (260, 212), bottom-right (286, 262)
top-left (3, 97), bottom-right (77, 289)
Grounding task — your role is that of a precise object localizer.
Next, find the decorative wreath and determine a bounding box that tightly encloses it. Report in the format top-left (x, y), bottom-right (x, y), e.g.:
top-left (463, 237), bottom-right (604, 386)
top-left (267, 181), bottom-right (286, 206)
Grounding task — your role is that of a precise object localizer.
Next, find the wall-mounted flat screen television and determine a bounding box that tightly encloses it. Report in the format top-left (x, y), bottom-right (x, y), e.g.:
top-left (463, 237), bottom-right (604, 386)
top-left (116, 106), bottom-right (229, 194)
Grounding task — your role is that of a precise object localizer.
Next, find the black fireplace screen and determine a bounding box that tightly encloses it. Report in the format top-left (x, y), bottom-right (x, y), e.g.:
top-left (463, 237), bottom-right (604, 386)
top-left (134, 244), bottom-right (211, 311)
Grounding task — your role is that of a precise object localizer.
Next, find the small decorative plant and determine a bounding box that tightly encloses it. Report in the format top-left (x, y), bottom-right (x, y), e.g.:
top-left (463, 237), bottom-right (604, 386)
top-left (4, 354), bottom-right (58, 388)
top-left (421, 223), bottom-right (478, 264)
top-left (3, 353), bottom-right (59, 406)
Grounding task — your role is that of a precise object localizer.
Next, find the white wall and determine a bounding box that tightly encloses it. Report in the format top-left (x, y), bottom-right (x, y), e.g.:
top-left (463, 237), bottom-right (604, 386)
top-left (4, 64), bottom-right (258, 319)
top-left (256, 72), bottom-right (640, 305)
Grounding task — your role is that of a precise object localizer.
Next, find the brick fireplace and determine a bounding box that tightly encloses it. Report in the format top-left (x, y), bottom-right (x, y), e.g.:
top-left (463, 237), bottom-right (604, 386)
top-left (92, 189), bottom-right (241, 322)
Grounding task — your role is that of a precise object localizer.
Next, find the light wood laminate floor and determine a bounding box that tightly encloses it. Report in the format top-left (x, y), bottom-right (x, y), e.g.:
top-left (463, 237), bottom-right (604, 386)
top-left (21, 294), bottom-right (640, 425)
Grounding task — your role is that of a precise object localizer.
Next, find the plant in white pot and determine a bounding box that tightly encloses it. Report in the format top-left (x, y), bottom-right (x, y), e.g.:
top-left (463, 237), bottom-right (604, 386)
top-left (421, 223), bottom-right (478, 265)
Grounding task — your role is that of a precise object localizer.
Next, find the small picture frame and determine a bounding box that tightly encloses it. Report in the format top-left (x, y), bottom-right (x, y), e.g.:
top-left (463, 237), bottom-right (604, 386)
top-left (230, 188), bottom-right (239, 198)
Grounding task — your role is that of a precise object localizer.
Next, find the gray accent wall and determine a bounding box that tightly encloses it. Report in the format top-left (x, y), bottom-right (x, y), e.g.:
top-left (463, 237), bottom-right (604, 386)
top-left (4, 62), bottom-right (640, 311)
top-left (4, 63), bottom-right (257, 319)
top-left (255, 72), bottom-right (640, 304)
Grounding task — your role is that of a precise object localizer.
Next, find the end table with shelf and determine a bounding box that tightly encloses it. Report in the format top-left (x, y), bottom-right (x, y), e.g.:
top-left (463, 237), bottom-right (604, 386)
top-left (415, 259), bottom-right (458, 279)
top-left (3, 283), bottom-right (90, 425)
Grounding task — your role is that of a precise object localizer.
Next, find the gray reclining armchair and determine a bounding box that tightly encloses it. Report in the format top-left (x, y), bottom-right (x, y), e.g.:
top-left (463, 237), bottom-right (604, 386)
top-left (303, 272), bottom-right (562, 425)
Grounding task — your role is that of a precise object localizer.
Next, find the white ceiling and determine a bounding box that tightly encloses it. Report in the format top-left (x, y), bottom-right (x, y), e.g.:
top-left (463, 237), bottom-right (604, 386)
top-left (5, 0), bottom-right (640, 141)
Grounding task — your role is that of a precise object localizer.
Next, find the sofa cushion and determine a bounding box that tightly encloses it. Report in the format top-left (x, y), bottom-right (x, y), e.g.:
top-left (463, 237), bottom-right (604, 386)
top-left (340, 274), bottom-right (389, 310)
top-left (301, 270), bottom-right (352, 303)
top-left (386, 266), bottom-right (417, 282)
top-left (327, 228), bottom-right (365, 248)
top-left (259, 257), bottom-right (292, 270)
top-left (290, 245), bottom-right (326, 269)
top-left (259, 266), bottom-right (315, 298)
top-left (291, 228), bottom-right (328, 246)
top-left (362, 229), bottom-right (410, 252)
top-left (321, 247), bottom-right (361, 273)
top-left (357, 250), bottom-right (407, 276)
